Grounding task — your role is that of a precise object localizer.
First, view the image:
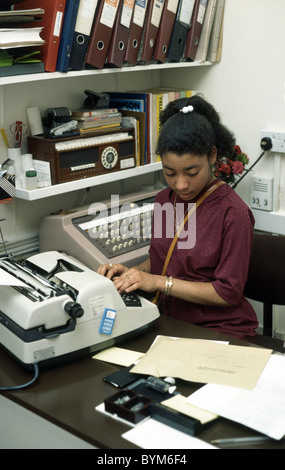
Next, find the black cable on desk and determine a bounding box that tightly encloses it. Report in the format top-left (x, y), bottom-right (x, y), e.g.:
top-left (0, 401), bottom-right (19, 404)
top-left (0, 362), bottom-right (39, 391)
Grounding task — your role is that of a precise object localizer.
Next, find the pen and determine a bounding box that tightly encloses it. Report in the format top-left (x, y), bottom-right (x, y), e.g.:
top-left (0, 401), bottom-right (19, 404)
top-left (0, 128), bottom-right (9, 148)
top-left (211, 436), bottom-right (271, 446)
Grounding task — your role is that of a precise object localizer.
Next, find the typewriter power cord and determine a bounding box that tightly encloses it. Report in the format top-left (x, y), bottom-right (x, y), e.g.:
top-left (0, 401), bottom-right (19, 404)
top-left (0, 362), bottom-right (39, 391)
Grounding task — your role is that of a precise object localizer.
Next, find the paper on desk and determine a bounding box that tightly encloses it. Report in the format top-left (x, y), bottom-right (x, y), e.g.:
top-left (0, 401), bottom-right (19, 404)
top-left (92, 347), bottom-right (144, 366)
top-left (161, 394), bottom-right (218, 424)
top-left (130, 336), bottom-right (272, 389)
top-left (122, 417), bottom-right (218, 449)
top-left (187, 354), bottom-right (285, 440)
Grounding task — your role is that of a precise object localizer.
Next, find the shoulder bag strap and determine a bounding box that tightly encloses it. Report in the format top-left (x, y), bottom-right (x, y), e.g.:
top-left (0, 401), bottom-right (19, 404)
top-left (152, 180), bottom-right (225, 304)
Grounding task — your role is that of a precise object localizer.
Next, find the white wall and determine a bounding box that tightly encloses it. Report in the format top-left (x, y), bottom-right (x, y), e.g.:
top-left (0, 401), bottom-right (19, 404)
top-left (165, 0), bottom-right (285, 202)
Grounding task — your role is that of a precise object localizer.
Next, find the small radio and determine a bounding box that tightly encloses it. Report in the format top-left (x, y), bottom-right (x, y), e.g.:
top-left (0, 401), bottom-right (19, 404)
top-left (27, 126), bottom-right (136, 185)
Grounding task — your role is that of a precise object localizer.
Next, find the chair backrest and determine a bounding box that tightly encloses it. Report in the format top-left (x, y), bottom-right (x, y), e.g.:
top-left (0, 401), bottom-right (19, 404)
top-left (244, 231), bottom-right (285, 306)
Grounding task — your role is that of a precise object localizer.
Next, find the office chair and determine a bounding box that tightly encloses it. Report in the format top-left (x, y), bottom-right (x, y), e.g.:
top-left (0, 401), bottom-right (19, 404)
top-left (244, 231), bottom-right (285, 337)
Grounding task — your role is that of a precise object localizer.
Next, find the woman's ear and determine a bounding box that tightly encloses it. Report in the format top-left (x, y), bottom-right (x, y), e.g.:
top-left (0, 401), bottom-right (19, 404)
top-left (209, 146), bottom-right (217, 165)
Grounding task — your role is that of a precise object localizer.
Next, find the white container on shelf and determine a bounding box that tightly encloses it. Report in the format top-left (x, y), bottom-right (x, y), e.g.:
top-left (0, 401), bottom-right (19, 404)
top-left (25, 169), bottom-right (38, 190)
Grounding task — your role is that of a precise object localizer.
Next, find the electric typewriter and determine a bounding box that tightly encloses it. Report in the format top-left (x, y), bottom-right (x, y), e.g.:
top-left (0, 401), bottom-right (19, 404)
top-left (0, 251), bottom-right (159, 369)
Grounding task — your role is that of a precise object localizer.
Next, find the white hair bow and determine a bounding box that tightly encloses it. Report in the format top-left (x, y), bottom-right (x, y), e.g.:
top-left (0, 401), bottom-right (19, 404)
top-left (181, 105), bottom-right (194, 114)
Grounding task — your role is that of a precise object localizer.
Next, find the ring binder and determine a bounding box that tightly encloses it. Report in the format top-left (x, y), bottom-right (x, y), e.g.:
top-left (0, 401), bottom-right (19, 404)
top-left (153, 0), bottom-right (179, 63)
top-left (184, 0), bottom-right (208, 61)
top-left (167, 0), bottom-right (195, 62)
top-left (69, 0), bottom-right (99, 71)
top-left (85, 0), bottom-right (121, 69)
top-left (15, 0), bottom-right (67, 72)
top-left (56, 0), bottom-right (80, 72)
top-left (106, 0), bottom-right (136, 68)
top-left (136, 0), bottom-right (165, 64)
top-left (123, 0), bottom-right (149, 65)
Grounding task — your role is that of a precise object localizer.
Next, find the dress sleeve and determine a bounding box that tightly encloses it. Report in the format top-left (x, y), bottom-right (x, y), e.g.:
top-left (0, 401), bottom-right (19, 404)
top-left (212, 204), bottom-right (254, 305)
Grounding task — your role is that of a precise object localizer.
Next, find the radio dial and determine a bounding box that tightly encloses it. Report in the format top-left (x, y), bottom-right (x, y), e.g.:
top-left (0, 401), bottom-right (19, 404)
top-left (101, 146), bottom-right (118, 169)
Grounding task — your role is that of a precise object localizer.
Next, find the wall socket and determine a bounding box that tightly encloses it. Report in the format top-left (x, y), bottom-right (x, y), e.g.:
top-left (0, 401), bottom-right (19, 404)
top-left (250, 175), bottom-right (273, 211)
top-left (261, 130), bottom-right (285, 153)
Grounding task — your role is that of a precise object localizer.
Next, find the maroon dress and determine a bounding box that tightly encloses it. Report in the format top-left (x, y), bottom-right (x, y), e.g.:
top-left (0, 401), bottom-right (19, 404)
top-left (149, 180), bottom-right (258, 338)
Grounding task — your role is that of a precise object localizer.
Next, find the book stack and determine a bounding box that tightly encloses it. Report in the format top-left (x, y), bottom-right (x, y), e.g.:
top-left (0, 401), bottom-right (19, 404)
top-left (107, 87), bottom-right (197, 165)
top-left (10, 0), bottom-right (226, 75)
top-left (148, 87), bottom-right (198, 162)
top-left (71, 107), bottom-right (122, 134)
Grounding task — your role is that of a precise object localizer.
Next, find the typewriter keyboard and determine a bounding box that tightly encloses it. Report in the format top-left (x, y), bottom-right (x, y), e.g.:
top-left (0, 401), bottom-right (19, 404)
top-left (73, 198), bottom-right (154, 259)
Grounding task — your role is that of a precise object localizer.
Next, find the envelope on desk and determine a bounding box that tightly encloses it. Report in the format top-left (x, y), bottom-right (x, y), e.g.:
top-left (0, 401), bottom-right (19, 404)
top-left (130, 336), bottom-right (272, 390)
top-left (93, 346), bottom-right (144, 367)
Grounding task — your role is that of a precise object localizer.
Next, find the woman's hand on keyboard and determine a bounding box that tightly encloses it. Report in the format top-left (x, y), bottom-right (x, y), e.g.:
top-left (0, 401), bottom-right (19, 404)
top-left (97, 262), bottom-right (128, 279)
top-left (112, 268), bottom-right (161, 295)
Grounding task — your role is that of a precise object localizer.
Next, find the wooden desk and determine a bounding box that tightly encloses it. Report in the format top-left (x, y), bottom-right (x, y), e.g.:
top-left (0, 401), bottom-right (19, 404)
top-left (0, 315), bottom-right (284, 449)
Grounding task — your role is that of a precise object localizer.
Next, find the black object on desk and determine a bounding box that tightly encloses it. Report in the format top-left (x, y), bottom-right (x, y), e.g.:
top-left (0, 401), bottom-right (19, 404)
top-left (149, 402), bottom-right (203, 437)
top-left (104, 389), bottom-right (151, 424)
top-left (103, 365), bottom-right (141, 388)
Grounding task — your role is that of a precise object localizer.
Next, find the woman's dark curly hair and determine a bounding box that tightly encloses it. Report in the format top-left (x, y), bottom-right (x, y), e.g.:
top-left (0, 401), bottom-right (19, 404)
top-left (156, 94), bottom-right (236, 160)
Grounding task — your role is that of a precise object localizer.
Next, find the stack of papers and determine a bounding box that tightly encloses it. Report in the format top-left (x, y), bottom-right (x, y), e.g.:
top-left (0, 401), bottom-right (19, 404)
top-left (0, 27), bottom-right (44, 49)
top-left (187, 354), bottom-right (285, 440)
top-left (93, 338), bottom-right (285, 445)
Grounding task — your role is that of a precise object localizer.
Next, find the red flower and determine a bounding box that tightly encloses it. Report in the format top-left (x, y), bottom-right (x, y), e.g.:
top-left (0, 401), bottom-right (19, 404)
top-left (213, 145), bottom-right (249, 185)
top-left (231, 160), bottom-right (244, 175)
top-left (222, 164), bottom-right (231, 175)
top-left (234, 145), bottom-right (242, 155)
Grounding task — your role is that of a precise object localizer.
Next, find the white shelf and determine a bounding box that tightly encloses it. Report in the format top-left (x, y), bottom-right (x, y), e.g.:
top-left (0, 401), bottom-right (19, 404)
top-left (10, 60), bottom-right (211, 201)
top-left (15, 161), bottom-right (162, 201)
top-left (0, 61), bottom-right (213, 86)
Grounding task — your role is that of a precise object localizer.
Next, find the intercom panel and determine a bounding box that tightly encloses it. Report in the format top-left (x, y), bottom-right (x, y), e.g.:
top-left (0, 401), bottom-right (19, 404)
top-left (250, 175), bottom-right (273, 211)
